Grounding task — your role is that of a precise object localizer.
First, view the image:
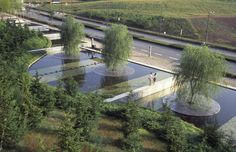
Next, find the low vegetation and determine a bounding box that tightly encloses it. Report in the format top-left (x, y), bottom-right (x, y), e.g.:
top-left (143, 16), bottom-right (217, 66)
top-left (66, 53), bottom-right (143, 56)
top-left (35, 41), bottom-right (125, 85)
top-left (40, 0), bottom-right (236, 46)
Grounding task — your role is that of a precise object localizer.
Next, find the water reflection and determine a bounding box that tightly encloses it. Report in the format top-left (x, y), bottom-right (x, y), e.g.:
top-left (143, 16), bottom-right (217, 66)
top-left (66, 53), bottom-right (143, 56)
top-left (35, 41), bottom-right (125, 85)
top-left (100, 75), bottom-right (128, 87)
top-left (61, 58), bottom-right (86, 87)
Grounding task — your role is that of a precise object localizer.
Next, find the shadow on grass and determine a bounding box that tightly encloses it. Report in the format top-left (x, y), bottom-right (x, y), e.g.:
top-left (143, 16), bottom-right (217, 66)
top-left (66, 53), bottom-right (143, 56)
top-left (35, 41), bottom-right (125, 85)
top-left (34, 127), bottom-right (60, 136)
top-left (3, 145), bottom-right (33, 152)
top-left (98, 123), bottom-right (123, 132)
top-left (142, 147), bottom-right (166, 152)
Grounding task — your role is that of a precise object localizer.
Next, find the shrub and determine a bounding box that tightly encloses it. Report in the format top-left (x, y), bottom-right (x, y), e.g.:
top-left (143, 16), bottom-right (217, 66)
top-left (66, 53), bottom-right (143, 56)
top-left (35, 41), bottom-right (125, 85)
top-left (75, 93), bottom-right (103, 141)
top-left (22, 36), bottom-right (51, 50)
top-left (59, 118), bottom-right (82, 152)
top-left (30, 74), bottom-right (56, 115)
top-left (122, 102), bottom-right (142, 152)
top-left (55, 81), bottom-right (74, 110)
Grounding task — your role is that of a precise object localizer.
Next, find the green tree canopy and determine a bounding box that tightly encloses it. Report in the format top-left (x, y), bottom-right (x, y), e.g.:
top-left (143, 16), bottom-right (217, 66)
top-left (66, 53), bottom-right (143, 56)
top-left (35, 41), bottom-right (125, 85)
top-left (174, 46), bottom-right (225, 104)
top-left (60, 16), bottom-right (85, 56)
top-left (103, 24), bottom-right (133, 70)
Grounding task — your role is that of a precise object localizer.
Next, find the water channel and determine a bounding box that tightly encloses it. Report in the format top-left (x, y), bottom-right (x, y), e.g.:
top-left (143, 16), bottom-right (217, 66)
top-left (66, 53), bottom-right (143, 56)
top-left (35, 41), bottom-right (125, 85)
top-left (29, 51), bottom-right (236, 127)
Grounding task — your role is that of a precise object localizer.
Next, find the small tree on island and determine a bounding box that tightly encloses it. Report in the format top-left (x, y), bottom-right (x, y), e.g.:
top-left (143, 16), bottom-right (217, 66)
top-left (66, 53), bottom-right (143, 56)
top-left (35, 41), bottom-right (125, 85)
top-left (103, 24), bottom-right (133, 71)
top-left (174, 46), bottom-right (225, 105)
top-left (60, 16), bottom-right (85, 56)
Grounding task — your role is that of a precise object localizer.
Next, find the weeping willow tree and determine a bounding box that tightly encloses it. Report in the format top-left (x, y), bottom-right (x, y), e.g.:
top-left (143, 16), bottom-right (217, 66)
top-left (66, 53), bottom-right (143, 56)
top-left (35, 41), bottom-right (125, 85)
top-left (60, 16), bottom-right (85, 56)
top-left (103, 24), bottom-right (133, 70)
top-left (174, 46), bottom-right (225, 105)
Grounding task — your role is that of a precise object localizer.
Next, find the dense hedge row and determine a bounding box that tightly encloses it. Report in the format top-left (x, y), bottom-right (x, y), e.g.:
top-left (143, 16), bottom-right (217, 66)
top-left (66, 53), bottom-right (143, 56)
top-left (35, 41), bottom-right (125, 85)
top-left (101, 102), bottom-right (201, 137)
top-left (78, 10), bottom-right (199, 39)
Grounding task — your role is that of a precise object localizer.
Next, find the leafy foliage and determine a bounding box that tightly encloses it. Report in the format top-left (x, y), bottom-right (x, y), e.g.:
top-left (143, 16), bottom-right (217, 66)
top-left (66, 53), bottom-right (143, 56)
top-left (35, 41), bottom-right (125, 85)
top-left (30, 73), bottom-right (56, 115)
top-left (64, 77), bottom-right (79, 97)
top-left (75, 93), bottom-right (102, 141)
top-left (0, 56), bottom-right (42, 149)
top-left (0, 21), bottom-right (50, 60)
top-left (60, 16), bottom-right (85, 56)
top-left (55, 80), bottom-right (74, 110)
top-left (22, 36), bottom-right (51, 50)
top-left (103, 24), bottom-right (133, 70)
top-left (59, 117), bottom-right (82, 152)
top-left (174, 46), bottom-right (225, 104)
top-left (122, 102), bottom-right (142, 152)
top-left (202, 125), bottom-right (236, 152)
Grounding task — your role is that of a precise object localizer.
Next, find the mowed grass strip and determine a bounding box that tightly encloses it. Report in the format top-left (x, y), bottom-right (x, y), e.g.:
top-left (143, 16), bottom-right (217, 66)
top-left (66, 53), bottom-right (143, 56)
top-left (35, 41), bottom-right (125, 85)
top-left (44, 0), bottom-right (236, 17)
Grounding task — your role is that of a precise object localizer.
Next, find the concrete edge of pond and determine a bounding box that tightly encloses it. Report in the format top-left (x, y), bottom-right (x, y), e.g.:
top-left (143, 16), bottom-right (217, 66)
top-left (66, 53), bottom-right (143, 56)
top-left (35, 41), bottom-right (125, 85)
top-left (170, 100), bottom-right (221, 117)
top-left (29, 46), bottom-right (236, 92)
top-left (28, 51), bottom-right (47, 69)
top-left (82, 47), bottom-right (236, 91)
top-left (105, 76), bottom-right (175, 102)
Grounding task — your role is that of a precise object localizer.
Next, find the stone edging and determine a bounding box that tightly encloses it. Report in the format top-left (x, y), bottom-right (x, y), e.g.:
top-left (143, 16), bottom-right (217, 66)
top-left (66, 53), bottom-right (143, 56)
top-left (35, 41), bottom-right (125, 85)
top-left (28, 51), bottom-right (47, 69)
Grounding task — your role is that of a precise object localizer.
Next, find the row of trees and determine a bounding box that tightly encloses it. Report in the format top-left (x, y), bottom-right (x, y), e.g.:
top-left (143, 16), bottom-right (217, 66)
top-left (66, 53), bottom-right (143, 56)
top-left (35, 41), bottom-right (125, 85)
top-left (61, 15), bottom-right (226, 109)
top-left (60, 16), bottom-right (133, 71)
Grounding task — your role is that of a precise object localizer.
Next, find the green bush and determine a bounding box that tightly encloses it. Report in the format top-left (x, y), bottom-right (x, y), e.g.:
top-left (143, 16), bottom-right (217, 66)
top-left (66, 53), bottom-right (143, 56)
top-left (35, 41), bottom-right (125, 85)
top-left (78, 10), bottom-right (199, 39)
top-left (54, 80), bottom-right (75, 110)
top-left (22, 36), bottom-right (51, 50)
top-left (122, 102), bottom-right (142, 152)
top-left (30, 74), bottom-right (56, 115)
top-left (75, 93), bottom-right (103, 141)
top-left (59, 118), bottom-right (82, 152)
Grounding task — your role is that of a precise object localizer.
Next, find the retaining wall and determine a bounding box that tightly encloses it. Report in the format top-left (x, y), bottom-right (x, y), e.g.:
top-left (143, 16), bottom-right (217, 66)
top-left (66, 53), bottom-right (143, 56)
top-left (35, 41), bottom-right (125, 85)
top-left (105, 76), bottom-right (174, 102)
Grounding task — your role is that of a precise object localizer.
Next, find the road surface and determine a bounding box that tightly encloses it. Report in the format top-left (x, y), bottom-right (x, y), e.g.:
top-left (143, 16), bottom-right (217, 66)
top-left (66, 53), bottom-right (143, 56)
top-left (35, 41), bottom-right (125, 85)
top-left (23, 9), bottom-right (236, 74)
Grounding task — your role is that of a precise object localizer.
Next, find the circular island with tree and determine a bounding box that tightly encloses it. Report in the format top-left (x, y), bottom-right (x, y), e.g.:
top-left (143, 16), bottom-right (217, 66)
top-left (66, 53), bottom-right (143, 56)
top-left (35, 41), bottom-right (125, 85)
top-left (170, 46), bottom-right (225, 117)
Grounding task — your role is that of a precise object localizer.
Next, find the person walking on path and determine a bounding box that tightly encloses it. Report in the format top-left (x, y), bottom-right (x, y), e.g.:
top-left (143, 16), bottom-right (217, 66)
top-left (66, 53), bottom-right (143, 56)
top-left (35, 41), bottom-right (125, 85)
top-left (153, 73), bottom-right (157, 84)
top-left (148, 72), bottom-right (153, 85)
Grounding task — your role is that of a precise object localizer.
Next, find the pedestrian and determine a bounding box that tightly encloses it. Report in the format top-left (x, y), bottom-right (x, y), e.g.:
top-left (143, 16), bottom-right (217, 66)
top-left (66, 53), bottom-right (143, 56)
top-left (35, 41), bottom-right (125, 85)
top-left (153, 73), bottom-right (157, 84)
top-left (148, 72), bottom-right (153, 86)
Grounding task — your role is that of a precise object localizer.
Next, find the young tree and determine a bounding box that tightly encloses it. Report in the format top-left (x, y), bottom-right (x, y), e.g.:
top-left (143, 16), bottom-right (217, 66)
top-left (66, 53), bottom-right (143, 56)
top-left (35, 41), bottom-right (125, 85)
top-left (0, 60), bottom-right (27, 150)
top-left (103, 24), bottom-right (133, 70)
top-left (160, 109), bottom-right (187, 152)
top-left (174, 46), bottom-right (225, 104)
top-left (59, 117), bottom-right (82, 152)
top-left (64, 77), bottom-right (79, 97)
top-left (122, 102), bottom-right (142, 152)
top-left (75, 94), bottom-right (102, 141)
top-left (30, 73), bottom-right (56, 115)
top-left (55, 80), bottom-right (74, 110)
top-left (60, 16), bottom-right (85, 56)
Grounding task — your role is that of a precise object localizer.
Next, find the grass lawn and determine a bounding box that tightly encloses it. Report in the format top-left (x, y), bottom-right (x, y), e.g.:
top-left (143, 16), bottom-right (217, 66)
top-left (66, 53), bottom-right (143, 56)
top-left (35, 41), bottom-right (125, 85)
top-left (43, 0), bottom-right (236, 17)
top-left (16, 110), bottom-right (167, 152)
top-left (41, 0), bottom-right (236, 47)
